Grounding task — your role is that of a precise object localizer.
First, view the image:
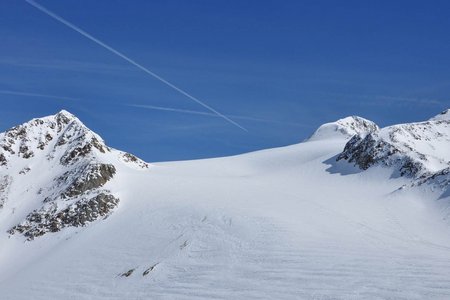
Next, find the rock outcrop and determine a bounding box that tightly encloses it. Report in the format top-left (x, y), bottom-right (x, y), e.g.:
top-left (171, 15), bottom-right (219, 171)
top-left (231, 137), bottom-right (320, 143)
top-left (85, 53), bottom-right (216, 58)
top-left (337, 110), bottom-right (450, 191)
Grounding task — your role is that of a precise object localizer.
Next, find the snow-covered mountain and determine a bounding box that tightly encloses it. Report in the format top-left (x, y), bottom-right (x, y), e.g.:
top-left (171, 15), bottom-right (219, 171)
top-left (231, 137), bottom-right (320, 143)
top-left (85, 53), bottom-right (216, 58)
top-left (307, 115), bottom-right (379, 141)
top-left (1, 110), bottom-right (450, 299)
top-left (0, 110), bottom-right (147, 240)
top-left (337, 110), bottom-right (450, 194)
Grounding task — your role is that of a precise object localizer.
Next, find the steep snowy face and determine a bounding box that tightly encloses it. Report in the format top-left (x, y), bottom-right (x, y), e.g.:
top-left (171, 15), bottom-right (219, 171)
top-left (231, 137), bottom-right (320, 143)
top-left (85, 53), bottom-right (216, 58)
top-left (0, 110), bottom-right (148, 240)
top-left (338, 110), bottom-right (450, 188)
top-left (308, 116), bottom-right (379, 141)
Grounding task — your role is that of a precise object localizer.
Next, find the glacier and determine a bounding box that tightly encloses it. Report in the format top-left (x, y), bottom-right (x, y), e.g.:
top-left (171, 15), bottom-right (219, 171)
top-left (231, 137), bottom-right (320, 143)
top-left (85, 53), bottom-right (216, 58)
top-left (0, 109), bottom-right (449, 299)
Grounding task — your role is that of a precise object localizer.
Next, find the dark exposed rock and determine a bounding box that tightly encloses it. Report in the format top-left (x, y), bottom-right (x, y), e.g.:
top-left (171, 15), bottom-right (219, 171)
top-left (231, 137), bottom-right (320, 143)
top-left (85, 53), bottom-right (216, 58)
top-left (336, 133), bottom-right (422, 175)
top-left (0, 175), bottom-right (11, 209)
top-left (60, 143), bottom-right (93, 165)
top-left (337, 116), bottom-right (450, 193)
top-left (180, 240), bottom-right (189, 250)
top-left (2, 144), bottom-right (14, 154)
top-left (6, 126), bottom-right (27, 139)
top-left (55, 110), bottom-right (72, 133)
top-left (120, 269), bottom-right (135, 277)
top-left (91, 137), bottom-right (107, 153)
top-left (58, 193), bottom-right (119, 227)
top-left (37, 133), bottom-right (53, 150)
top-left (61, 164), bottom-right (116, 198)
top-left (123, 152), bottom-right (139, 163)
top-left (416, 167), bottom-right (450, 189)
top-left (59, 137), bottom-right (109, 165)
top-left (337, 134), bottom-right (379, 170)
top-left (337, 132), bottom-right (431, 178)
top-left (142, 263), bottom-right (158, 276)
top-left (19, 145), bottom-right (34, 159)
top-left (9, 193), bottom-right (119, 240)
top-left (19, 167), bottom-right (31, 175)
top-left (121, 152), bottom-right (149, 169)
top-left (56, 136), bottom-right (68, 146)
top-left (399, 157), bottom-right (423, 177)
top-left (0, 153), bottom-right (7, 166)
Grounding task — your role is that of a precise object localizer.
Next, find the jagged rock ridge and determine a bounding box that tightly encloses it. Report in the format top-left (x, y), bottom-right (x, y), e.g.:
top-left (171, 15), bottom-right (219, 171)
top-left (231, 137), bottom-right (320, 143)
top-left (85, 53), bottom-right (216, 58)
top-left (337, 109), bottom-right (450, 191)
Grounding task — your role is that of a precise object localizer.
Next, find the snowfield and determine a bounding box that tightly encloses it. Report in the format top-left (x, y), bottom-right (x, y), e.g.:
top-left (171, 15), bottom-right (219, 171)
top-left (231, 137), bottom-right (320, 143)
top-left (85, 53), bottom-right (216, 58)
top-left (1, 110), bottom-right (450, 299)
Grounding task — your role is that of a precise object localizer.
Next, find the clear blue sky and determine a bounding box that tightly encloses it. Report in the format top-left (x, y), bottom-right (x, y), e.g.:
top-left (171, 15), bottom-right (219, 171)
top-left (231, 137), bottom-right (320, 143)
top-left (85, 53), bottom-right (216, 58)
top-left (1, 0), bottom-right (449, 161)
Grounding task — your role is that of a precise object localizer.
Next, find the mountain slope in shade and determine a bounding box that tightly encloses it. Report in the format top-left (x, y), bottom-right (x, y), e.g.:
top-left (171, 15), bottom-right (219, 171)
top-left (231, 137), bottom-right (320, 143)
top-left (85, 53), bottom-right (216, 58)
top-left (0, 110), bottom-right (450, 299)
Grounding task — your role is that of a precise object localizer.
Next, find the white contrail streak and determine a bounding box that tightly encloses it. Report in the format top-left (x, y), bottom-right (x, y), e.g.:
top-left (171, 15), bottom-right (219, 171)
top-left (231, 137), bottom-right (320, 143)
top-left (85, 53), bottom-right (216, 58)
top-left (0, 90), bottom-right (77, 101)
top-left (25, 0), bottom-right (248, 132)
top-left (129, 104), bottom-right (310, 127)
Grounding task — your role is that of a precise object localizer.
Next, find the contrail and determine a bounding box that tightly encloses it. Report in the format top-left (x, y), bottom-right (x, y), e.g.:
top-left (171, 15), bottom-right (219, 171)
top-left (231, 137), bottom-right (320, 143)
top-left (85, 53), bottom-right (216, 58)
top-left (0, 90), bottom-right (77, 101)
top-left (129, 104), bottom-right (310, 127)
top-left (25, 0), bottom-right (247, 132)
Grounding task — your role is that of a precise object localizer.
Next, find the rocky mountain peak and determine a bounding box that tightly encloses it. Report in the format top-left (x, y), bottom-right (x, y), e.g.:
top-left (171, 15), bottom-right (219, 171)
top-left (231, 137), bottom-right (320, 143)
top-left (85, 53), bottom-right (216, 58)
top-left (0, 110), bottom-right (149, 240)
top-left (0, 109), bottom-right (110, 168)
top-left (55, 109), bottom-right (75, 122)
top-left (308, 115), bottom-right (379, 141)
top-left (337, 110), bottom-right (450, 191)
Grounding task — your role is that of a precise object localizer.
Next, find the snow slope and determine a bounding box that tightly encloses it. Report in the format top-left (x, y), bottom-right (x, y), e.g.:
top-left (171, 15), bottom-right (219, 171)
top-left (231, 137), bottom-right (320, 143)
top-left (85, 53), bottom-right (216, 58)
top-left (1, 111), bottom-right (450, 299)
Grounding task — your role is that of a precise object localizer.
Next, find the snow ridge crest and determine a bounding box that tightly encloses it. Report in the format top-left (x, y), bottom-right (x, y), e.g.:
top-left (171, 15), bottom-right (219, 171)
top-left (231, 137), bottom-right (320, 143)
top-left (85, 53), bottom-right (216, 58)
top-left (308, 115), bottom-right (379, 141)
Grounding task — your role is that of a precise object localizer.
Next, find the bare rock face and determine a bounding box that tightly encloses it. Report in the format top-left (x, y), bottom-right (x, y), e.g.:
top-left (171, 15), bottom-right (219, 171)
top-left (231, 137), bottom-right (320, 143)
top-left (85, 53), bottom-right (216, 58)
top-left (0, 110), bottom-right (148, 240)
top-left (415, 167), bottom-right (450, 191)
top-left (120, 152), bottom-right (149, 169)
top-left (337, 133), bottom-right (425, 177)
top-left (0, 175), bottom-right (11, 209)
top-left (9, 193), bottom-right (119, 240)
top-left (60, 163), bottom-right (116, 198)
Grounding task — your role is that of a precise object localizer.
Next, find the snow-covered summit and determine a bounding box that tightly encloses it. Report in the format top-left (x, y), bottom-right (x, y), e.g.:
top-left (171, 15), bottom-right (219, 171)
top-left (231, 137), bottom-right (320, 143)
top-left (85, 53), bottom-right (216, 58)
top-left (0, 110), bottom-right (148, 240)
top-left (0, 109), bottom-right (108, 168)
top-left (308, 115), bottom-right (379, 141)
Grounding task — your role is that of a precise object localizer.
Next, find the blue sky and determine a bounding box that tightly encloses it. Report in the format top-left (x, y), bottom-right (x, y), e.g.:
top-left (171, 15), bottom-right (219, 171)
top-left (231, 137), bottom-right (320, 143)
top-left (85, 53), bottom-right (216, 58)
top-left (1, 0), bottom-right (449, 161)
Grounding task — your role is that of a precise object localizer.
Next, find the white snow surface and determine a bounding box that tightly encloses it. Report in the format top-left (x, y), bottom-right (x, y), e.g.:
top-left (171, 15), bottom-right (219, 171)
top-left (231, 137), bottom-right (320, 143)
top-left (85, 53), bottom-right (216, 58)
top-left (378, 120), bottom-right (450, 173)
top-left (308, 116), bottom-right (379, 141)
top-left (1, 111), bottom-right (450, 299)
top-left (429, 109), bottom-right (450, 121)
